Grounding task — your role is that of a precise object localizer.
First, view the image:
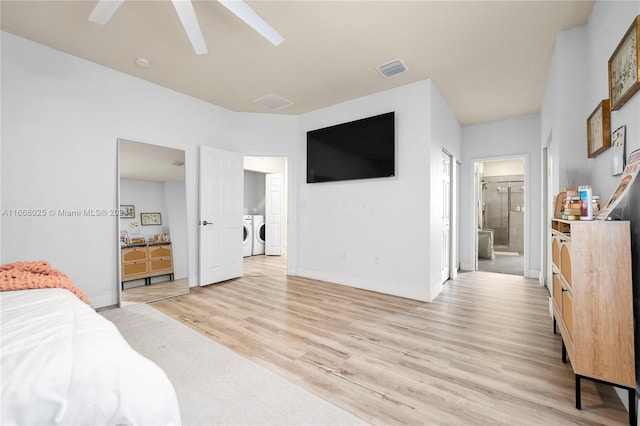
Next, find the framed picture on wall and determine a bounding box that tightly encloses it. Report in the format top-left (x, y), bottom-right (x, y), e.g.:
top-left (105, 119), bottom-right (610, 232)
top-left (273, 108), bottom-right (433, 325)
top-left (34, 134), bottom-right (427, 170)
top-left (608, 15), bottom-right (640, 111)
top-left (586, 99), bottom-right (611, 158)
top-left (141, 212), bottom-right (162, 226)
top-left (119, 204), bottom-right (135, 218)
top-left (611, 125), bottom-right (626, 176)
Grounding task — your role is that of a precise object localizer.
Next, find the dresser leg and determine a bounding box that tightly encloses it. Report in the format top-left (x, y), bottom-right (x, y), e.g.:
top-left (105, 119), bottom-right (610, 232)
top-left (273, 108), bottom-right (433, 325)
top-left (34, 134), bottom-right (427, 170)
top-left (562, 340), bottom-right (567, 363)
top-left (574, 374), bottom-right (636, 425)
top-left (628, 387), bottom-right (636, 426)
top-left (575, 375), bottom-right (582, 410)
top-left (553, 317), bottom-right (557, 334)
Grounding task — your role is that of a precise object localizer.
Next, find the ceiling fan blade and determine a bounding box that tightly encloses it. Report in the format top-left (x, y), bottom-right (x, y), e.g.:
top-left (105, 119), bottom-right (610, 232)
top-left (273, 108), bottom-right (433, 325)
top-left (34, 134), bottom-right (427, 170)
top-left (172, 0), bottom-right (208, 55)
top-left (217, 0), bottom-right (284, 46)
top-left (89, 0), bottom-right (125, 25)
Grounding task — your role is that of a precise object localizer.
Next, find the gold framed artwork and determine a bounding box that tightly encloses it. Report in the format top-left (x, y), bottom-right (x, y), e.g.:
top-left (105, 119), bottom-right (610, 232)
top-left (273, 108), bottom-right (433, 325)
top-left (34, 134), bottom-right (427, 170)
top-left (140, 212), bottom-right (162, 226)
top-left (586, 99), bottom-right (611, 158)
top-left (608, 15), bottom-right (640, 111)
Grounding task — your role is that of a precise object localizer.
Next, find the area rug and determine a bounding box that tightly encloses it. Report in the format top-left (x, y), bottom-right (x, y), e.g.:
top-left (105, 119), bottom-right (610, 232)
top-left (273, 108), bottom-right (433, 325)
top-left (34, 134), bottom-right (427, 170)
top-left (101, 303), bottom-right (366, 425)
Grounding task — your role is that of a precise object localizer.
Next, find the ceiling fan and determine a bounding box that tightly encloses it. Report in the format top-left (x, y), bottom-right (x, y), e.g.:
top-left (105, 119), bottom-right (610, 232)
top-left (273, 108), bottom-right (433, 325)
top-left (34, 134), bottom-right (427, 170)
top-left (88, 0), bottom-right (284, 55)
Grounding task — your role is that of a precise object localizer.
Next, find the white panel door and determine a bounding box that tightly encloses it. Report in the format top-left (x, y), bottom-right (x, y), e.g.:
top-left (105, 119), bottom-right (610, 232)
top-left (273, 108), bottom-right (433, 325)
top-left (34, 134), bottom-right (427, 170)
top-left (441, 151), bottom-right (451, 283)
top-left (265, 173), bottom-right (282, 256)
top-left (199, 146), bottom-right (243, 285)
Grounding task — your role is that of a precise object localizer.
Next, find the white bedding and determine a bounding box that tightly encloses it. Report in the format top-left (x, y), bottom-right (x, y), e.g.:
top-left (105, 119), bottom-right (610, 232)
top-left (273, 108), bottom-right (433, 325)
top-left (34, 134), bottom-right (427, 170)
top-left (1, 288), bottom-right (181, 425)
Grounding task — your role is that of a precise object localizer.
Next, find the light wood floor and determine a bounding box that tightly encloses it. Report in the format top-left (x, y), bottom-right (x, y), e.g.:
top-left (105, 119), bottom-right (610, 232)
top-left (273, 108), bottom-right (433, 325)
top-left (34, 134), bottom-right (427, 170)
top-left (151, 255), bottom-right (628, 425)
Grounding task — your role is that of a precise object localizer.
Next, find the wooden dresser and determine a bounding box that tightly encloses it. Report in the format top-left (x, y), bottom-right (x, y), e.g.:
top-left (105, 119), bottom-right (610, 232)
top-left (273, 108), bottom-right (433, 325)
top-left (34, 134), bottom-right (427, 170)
top-left (121, 243), bottom-right (174, 288)
top-left (551, 219), bottom-right (635, 424)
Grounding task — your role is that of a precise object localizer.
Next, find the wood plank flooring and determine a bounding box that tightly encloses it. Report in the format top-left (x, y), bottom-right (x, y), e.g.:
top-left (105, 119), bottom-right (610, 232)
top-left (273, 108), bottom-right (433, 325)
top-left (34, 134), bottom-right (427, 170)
top-left (151, 256), bottom-right (629, 425)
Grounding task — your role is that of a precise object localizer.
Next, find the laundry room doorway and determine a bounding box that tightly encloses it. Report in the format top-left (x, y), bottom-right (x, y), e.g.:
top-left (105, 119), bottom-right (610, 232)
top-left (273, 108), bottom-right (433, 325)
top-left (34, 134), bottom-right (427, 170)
top-left (243, 156), bottom-right (288, 277)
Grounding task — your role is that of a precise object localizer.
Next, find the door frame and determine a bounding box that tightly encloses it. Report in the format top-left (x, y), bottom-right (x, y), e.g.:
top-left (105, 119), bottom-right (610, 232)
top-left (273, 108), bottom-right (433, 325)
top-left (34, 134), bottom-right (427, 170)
top-left (242, 154), bottom-right (290, 272)
top-left (441, 149), bottom-right (453, 283)
top-left (471, 154), bottom-right (530, 276)
top-left (542, 132), bottom-right (555, 290)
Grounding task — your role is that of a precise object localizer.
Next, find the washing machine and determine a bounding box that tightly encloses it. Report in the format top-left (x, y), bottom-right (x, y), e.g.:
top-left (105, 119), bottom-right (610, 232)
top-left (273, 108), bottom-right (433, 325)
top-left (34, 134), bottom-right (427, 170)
top-left (252, 215), bottom-right (265, 255)
top-left (243, 215), bottom-right (253, 257)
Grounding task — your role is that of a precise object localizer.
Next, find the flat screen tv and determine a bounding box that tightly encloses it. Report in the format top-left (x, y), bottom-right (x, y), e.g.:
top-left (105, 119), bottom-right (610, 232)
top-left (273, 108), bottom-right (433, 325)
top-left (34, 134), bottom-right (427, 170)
top-left (306, 112), bottom-right (395, 183)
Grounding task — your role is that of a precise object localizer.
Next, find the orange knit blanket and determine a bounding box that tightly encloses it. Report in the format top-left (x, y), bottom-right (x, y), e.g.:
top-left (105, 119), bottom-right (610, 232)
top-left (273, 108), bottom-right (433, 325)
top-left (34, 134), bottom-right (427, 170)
top-left (0, 261), bottom-right (91, 306)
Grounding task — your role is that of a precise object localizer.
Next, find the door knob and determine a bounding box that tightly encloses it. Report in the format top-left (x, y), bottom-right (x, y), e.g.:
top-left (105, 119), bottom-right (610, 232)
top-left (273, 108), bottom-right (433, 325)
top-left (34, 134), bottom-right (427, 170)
top-left (201, 220), bottom-right (213, 226)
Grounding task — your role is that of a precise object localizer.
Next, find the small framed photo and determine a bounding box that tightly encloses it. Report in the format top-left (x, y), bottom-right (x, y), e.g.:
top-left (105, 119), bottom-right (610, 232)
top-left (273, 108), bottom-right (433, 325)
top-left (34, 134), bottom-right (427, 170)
top-left (140, 212), bottom-right (162, 226)
top-left (611, 125), bottom-right (626, 176)
top-left (608, 15), bottom-right (640, 111)
top-left (119, 205), bottom-right (135, 218)
top-left (586, 99), bottom-right (611, 158)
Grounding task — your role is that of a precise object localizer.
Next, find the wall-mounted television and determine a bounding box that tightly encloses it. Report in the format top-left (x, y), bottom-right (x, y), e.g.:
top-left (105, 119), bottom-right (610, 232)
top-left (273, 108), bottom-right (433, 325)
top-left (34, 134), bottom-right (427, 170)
top-left (306, 112), bottom-right (395, 183)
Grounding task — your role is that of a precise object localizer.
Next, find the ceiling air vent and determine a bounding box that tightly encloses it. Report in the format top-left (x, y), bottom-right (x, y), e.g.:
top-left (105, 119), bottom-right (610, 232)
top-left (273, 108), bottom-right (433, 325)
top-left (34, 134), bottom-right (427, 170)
top-left (254, 93), bottom-right (294, 110)
top-left (377, 59), bottom-right (408, 78)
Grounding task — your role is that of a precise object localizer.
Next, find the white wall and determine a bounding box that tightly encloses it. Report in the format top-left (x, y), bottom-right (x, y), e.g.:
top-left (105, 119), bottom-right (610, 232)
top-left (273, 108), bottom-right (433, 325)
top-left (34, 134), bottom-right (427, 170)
top-left (233, 112), bottom-right (298, 271)
top-left (429, 83), bottom-right (462, 296)
top-left (1, 33), bottom-right (301, 308)
top-left (542, 26), bottom-right (589, 191)
top-left (585, 1), bottom-right (640, 202)
top-left (296, 80), bottom-right (461, 301)
top-left (120, 179), bottom-right (168, 238)
top-left (1, 32), bottom-right (234, 307)
top-left (163, 181), bottom-right (188, 280)
top-left (460, 113), bottom-right (541, 278)
top-left (541, 0), bottom-right (640, 407)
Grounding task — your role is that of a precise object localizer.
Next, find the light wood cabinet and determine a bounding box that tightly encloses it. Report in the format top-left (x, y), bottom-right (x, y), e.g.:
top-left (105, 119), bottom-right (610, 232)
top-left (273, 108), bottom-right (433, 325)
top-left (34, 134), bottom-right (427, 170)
top-left (551, 219), bottom-right (635, 424)
top-left (148, 244), bottom-right (174, 278)
top-left (121, 246), bottom-right (149, 282)
top-left (121, 243), bottom-right (174, 288)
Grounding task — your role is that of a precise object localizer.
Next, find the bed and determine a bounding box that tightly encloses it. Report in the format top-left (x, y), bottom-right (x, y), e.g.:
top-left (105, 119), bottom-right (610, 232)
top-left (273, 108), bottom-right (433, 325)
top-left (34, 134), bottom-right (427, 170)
top-left (1, 262), bottom-right (181, 425)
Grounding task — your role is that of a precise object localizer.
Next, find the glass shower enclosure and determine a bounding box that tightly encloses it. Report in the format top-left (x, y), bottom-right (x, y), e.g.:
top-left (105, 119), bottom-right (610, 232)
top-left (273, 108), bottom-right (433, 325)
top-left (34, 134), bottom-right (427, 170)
top-left (481, 177), bottom-right (524, 253)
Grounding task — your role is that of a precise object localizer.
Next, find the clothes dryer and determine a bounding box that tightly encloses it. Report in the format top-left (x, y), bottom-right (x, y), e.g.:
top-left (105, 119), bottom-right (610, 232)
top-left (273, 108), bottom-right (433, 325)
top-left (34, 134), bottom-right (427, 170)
top-left (243, 215), bottom-right (253, 257)
top-left (252, 215), bottom-right (265, 255)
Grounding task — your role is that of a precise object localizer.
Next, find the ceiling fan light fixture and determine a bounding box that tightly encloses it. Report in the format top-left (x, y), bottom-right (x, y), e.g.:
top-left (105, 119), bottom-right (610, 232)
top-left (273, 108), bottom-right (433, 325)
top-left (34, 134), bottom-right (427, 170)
top-left (254, 93), bottom-right (293, 110)
top-left (89, 0), bottom-right (125, 25)
top-left (171, 0), bottom-right (208, 55)
top-left (217, 0), bottom-right (284, 46)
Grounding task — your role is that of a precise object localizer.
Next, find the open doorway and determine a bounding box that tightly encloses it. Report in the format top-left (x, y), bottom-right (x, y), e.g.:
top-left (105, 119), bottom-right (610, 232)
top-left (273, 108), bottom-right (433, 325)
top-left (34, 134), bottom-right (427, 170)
top-left (243, 156), bottom-right (288, 276)
top-left (476, 158), bottom-right (525, 275)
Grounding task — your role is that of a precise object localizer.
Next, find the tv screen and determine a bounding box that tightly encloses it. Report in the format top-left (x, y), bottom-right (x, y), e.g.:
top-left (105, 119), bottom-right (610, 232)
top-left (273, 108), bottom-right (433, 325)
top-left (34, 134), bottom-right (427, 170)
top-left (306, 112), bottom-right (395, 183)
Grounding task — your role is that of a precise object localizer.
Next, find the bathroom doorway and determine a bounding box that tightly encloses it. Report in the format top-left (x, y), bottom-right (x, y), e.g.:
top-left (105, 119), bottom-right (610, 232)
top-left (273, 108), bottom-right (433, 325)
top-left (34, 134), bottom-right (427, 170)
top-left (477, 158), bottom-right (525, 275)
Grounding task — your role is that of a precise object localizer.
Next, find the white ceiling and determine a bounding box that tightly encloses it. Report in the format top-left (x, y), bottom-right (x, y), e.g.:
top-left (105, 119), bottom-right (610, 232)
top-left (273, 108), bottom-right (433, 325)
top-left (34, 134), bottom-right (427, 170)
top-left (1, 0), bottom-right (595, 126)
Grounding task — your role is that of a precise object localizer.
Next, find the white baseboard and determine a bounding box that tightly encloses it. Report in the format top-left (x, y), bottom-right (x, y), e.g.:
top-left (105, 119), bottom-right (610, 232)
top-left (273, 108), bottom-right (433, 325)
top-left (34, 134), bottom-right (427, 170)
top-left (459, 262), bottom-right (474, 271)
top-left (525, 269), bottom-right (540, 280)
